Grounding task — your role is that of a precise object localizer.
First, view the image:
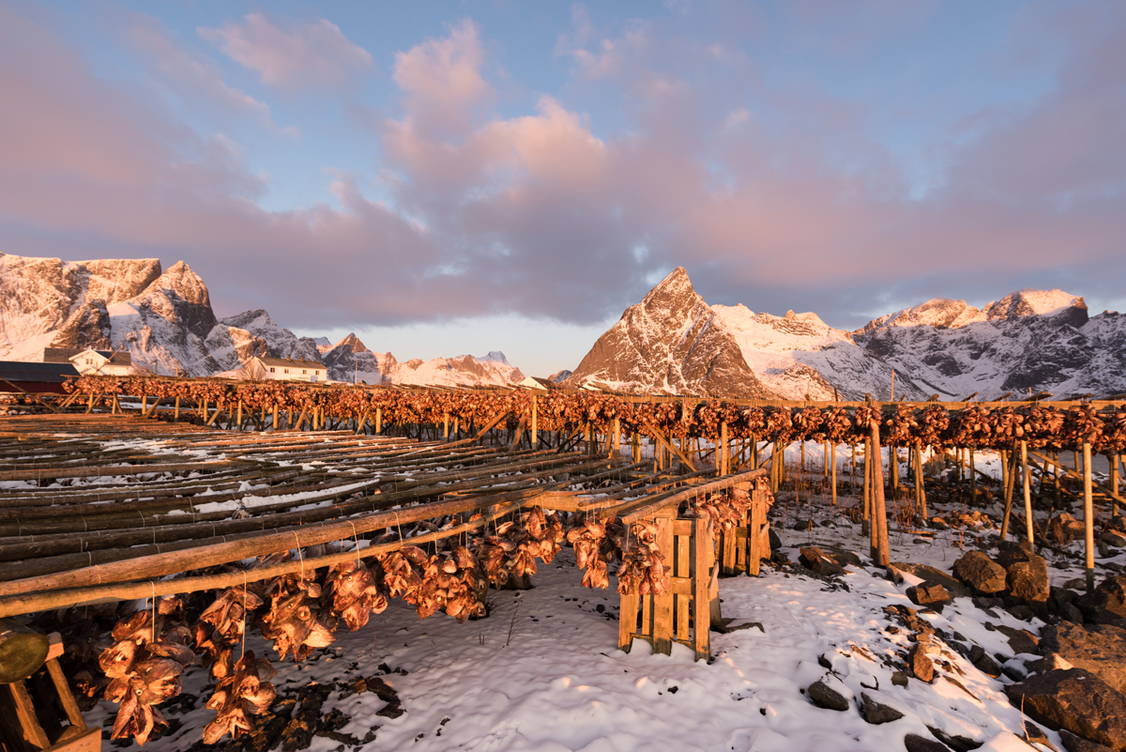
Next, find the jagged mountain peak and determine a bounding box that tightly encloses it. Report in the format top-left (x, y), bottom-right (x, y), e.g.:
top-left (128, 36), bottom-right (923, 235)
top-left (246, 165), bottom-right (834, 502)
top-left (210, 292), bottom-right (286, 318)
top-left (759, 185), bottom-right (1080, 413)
top-left (333, 333), bottom-right (370, 353)
top-left (985, 289), bottom-right (1086, 324)
top-left (640, 266), bottom-right (698, 308)
top-left (478, 350), bottom-right (508, 364)
top-left (146, 259), bottom-right (210, 307)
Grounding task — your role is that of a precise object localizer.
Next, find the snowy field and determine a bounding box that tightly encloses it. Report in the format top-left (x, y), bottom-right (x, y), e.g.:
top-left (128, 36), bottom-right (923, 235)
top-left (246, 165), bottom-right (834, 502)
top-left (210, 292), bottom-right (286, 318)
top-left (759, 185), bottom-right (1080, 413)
top-left (78, 485), bottom-right (1122, 752)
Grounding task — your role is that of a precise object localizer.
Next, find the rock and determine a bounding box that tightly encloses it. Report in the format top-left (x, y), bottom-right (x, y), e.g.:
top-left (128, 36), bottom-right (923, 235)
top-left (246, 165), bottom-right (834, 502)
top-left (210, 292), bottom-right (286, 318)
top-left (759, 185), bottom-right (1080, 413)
top-left (908, 584), bottom-right (953, 610)
top-left (1050, 586), bottom-right (1086, 622)
top-left (968, 645), bottom-right (1003, 677)
top-left (1005, 603), bottom-right (1036, 621)
top-left (996, 624), bottom-right (1040, 655)
top-left (820, 545), bottom-right (862, 567)
top-left (799, 547), bottom-right (845, 576)
top-left (1005, 669), bottom-right (1126, 751)
top-left (891, 562), bottom-right (970, 597)
top-left (996, 539), bottom-right (1036, 568)
top-left (909, 642), bottom-right (936, 682)
top-left (1049, 514), bottom-right (1086, 546)
top-left (768, 528), bottom-right (782, 552)
top-left (860, 692), bottom-right (905, 724)
top-left (926, 726), bottom-right (983, 751)
top-left (891, 670), bottom-right (909, 687)
top-left (1059, 729), bottom-right (1115, 752)
top-left (1083, 576), bottom-right (1126, 626)
top-left (807, 680), bottom-right (850, 711)
top-left (904, 734), bottom-right (953, 752)
top-left (1040, 622), bottom-right (1126, 695)
top-left (952, 551), bottom-right (1007, 594)
top-left (1100, 530), bottom-right (1126, 548)
top-left (1007, 554), bottom-right (1050, 603)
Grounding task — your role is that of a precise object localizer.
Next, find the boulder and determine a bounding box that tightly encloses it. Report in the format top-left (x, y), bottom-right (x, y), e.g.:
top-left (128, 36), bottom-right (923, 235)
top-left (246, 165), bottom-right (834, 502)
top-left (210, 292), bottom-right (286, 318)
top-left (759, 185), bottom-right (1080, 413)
top-left (909, 642), bottom-right (936, 683)
top-left (1082, 576), bottom-right (1126, 626)
top-left (995, 624), bottom-right (1039, 655)
top-left (1007, 555), bottom-right (1050, 603)
top-left (807, 680), bottom-right (850, 711)
top-left (799, 547), bottom-right (846, 576)
top-left (926, 726), bottom-right (983, 751)
top-left (996, 539), bottom-right (1036, 568)
top-left (952, 551), bottom-right (1007, 594)
top-left (1049, 514), bottom-right (1085, 546)
top-left (1005, 669), bottom-right (1126, 751)
top-left (907, 584), bottom-right (953, 610)
top-left (891, 562), bottom-right (970, 597)
top-left (904, 734), bottom-right (951, 752)
top-left (860, 692), bottom-right (904, 724)
top-left (1040, 622), bottom-right (1126, 695)
top-left (1060, 729), bottom-right (1115, 752)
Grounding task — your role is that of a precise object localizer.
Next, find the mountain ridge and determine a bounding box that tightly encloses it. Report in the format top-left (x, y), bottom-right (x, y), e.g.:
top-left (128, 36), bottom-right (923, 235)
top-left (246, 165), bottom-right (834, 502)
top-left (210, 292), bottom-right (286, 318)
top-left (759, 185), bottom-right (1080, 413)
top-left (567, 267), bottom-right (1124, 400)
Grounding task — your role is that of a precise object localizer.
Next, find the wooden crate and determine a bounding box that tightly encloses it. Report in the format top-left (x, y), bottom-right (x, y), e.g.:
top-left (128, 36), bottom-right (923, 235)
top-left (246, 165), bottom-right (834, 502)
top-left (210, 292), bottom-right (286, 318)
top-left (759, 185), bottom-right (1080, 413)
top-left (618, 511), bottom-right (714, 660)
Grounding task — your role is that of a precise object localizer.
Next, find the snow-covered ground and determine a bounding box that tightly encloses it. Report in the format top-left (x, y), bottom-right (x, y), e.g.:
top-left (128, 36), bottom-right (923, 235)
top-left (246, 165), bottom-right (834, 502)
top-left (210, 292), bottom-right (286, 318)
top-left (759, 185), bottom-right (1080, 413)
top-left (80, 485), bottom-right (1122, 752)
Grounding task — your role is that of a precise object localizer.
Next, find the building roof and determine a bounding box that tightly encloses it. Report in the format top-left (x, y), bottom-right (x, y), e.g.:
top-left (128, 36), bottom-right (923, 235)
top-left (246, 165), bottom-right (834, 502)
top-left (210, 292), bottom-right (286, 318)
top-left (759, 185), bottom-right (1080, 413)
top-left (255, 356), bottom-right (327, 370)
top-left (43, 347), bottom-right (132, 365)
top-left (0, 360), bottom-right (80, 383)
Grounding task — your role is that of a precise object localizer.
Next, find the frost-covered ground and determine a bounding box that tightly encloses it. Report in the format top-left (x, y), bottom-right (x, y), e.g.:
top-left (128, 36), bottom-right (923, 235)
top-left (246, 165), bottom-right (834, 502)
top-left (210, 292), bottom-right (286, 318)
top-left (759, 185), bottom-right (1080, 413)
top-left (84, 486), bottom-right (1120, 752)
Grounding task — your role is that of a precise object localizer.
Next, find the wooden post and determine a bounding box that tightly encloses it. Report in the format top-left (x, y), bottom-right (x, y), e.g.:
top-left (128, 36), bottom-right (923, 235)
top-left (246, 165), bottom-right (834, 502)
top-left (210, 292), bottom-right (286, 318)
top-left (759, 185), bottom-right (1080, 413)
top-left (830, 442), bottom-right (838, 506)
top-left (140, 394), bottom-right (147, 416)
top-left (1083, 442), bottom-right (1095, 592)
top-left (443, 412), bottom-right (450, 440)
top-left (1111, 452), bottom-right (1120, 517)
top-left (1000, 448), bottom-right (1017, 540)
top-left (632, 432), bottom-right (641, 463)
top-left (375, 407), bottom-right (383, 434)
top-left (969, 447), bottom-right (976, 501)
top-left (870, 420), bottom-right (890, 567)
top-left (271, 404), bottom-right (279, 430)
top-left (914, 441), bottom-right (927, 519)
top-left (719, 421), bottom-right (729, 476)
top-left (1021, 440), bottom-right (1034, 545)
top-left (692, 516), bottom-right (712, 659)
top-left (610, 417), bottom-right (621, 459)
top-left (862, 437), bottom-right (872, 528)
top-left (236, 399), bottom-right (243, 428)
top-left (889, 444), bottom-right (899, 496)
top-left (530, 397), bottom-right (538, 448)
top-left (174, 395), bottom-right (181, 421)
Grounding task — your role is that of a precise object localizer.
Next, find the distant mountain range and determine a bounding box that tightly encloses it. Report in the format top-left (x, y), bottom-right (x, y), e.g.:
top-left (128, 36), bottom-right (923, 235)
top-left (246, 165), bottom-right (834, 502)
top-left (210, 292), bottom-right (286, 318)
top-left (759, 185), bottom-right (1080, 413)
top-left (3, 252), bottom-right (1122, 398)
top-left (566, 267), bottom-right (1126, 400)
top-left (0, 252), bottom-right (525, 387)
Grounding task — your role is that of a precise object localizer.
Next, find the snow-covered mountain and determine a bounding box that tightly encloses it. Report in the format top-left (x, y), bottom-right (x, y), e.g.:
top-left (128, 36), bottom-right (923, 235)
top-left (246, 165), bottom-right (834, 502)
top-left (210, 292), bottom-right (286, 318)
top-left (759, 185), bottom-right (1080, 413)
top-left (566, 267), bottom-right (774, 397)
top-left (853, 291), bottom-right (1126, 399)
top-left (0, 252), bottom-right (526, 387)
top-left (567, 267), bottom-right (1126, 400)
top-left (391, 354), bottom-right (524, 388)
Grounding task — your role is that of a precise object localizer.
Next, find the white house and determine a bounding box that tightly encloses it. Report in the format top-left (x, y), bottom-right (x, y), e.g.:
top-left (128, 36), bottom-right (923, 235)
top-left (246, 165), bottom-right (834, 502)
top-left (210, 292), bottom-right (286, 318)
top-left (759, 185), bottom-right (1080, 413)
top-left (44, 347), bottom-right (137, 376)
top-left (244, 356), bottom-right (328, 383)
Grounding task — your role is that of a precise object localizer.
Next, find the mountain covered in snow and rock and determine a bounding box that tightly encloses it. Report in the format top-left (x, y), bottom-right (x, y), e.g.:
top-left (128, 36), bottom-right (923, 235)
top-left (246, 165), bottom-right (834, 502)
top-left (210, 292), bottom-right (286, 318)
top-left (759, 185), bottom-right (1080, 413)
top-left (567, 267), bottom-right (1126, 400)
top-left (0, 252), bottom-right (525, 388)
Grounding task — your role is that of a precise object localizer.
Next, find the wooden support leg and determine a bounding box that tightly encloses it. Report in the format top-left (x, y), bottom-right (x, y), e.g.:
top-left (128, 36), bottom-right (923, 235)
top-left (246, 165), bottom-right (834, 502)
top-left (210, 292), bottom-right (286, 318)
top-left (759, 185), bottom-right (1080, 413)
top-left (1021, 441), bottom-right (1034, 546)
top-left (692, 516), bottom-right (712, 660)
top-left (1083, 442), bottom-right (1095, 592)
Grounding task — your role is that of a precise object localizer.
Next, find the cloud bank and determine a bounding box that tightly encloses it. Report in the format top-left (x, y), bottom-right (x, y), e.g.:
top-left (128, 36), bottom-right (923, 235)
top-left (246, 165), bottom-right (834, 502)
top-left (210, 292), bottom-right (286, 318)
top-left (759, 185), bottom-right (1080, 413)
top-left (1, 1), bottom-right (1124, 333)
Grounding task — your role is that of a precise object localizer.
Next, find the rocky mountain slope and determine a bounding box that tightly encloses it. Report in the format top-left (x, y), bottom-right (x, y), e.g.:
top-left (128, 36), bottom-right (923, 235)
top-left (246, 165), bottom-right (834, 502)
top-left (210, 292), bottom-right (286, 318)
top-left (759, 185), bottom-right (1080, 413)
top-left (568, 268), bottom-right (1126, 400)
top-left (0, 252), bottom-right (525, 386)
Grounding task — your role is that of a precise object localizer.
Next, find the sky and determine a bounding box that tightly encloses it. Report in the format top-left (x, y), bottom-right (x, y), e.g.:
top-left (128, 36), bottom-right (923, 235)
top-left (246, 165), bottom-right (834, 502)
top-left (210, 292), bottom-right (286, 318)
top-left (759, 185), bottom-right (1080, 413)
top-left (2, 0), bottom-right (1125, 376)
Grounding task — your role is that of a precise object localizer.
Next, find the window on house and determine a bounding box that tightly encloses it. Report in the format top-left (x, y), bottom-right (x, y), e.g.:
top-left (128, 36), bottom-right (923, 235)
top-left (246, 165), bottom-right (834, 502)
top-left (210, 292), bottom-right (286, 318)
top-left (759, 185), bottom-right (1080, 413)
top-left (270, 367), bottom-right (275, 373)
top-left (302, 369), bottom-right (307, 374)
top-left (284, 369), bottom-right (289, 374)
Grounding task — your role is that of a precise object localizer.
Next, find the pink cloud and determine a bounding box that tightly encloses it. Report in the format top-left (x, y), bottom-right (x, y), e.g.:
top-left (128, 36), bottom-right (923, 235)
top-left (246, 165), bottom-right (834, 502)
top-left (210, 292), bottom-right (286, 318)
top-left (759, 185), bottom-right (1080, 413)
top-left (2, 1), bottom-right (1125, 333)
top-left (200, 12), bottom-right (373, 88)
